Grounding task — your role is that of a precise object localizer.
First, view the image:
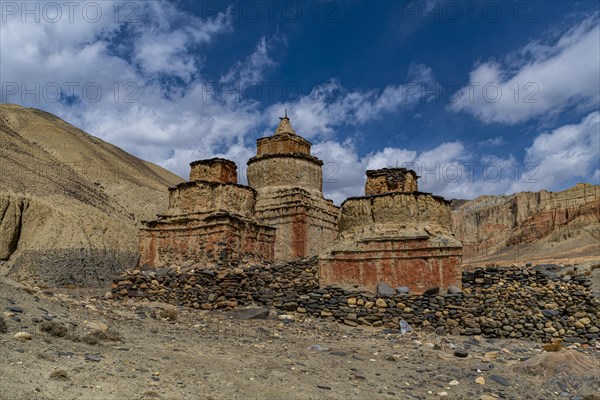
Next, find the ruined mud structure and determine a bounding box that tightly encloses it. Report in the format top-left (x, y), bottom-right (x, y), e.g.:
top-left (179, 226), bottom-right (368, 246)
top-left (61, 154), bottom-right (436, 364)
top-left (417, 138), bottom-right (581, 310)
top-left (139, 159), bottom-right (275, 267)
top-left (319, 168), bottom-right (463, 294)
top-left (138, 117), bottom-right (461, 295)
top-left (246, 115), bottom-right (339, 260)
top-left (121, 118), bottom-right (600, 344)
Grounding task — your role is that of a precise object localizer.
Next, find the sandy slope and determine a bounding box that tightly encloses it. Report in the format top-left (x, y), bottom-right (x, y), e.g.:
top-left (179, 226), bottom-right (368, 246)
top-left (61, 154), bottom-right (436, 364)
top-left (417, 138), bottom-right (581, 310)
top-left (0, 104), bottom-right (183, 286)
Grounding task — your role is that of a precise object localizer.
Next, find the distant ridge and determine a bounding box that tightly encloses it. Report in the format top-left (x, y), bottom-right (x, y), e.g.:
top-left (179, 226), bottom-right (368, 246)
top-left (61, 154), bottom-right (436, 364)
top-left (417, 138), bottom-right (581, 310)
top-left (451, 183), bottom-right (600, 266)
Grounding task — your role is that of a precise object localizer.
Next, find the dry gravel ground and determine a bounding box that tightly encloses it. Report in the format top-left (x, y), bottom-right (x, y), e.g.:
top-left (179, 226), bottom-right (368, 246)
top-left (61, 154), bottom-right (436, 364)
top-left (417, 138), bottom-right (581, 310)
top-left (1, 277), bottom-right (599, 400)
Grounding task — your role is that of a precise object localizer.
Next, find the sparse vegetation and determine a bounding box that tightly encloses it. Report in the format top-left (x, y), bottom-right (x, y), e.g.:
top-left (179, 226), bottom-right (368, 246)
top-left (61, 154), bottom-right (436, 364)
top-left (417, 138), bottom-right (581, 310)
top-left (160, 306), bottom-right (179, 321)
top-left (0, 316), bottom-right (7, 334)
top-left (82, 329), bottom-right (120, 345)
top-left (39, 321), bottom-right (69, 338)
top-left (39, 321), bottom-right (120, 344)
top-left (49, 369), bottom-right (69, 381)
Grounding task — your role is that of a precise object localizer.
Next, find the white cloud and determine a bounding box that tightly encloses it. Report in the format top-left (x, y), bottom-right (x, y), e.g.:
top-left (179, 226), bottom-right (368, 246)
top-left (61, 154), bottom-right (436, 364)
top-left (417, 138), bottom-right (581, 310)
top-left (478, 136), bottom-right (505, 146)
top-left (2, 1), bottom-right (596, 204)
top-left (220, 36), bottom-right (278, 90)
top-left (265, 64), bottom-right (437, 138)
top-left (313, 139), bottom-right (472, 204)
top-left (509, 111), bottom-right (600, 192)
top-left (450, 14), bottom-right (600, 124)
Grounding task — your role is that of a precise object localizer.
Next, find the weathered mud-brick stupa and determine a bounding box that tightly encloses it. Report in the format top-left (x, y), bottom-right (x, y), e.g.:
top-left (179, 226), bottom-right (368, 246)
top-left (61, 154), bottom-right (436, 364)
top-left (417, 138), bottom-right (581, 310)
top-left (138, 159), bottom-right (275, 266)
top-left (137, 115), bottom-right (461, 295)
top-left (318, 167), bottom-right (463, 294)
top-left (246, 115), bottom-right (339, 260)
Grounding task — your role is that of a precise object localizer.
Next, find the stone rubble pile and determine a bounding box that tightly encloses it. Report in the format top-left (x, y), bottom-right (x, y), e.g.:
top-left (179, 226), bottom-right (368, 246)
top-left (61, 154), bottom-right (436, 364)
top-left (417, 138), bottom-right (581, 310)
top-left (111, 260), bottom-right (599, 344)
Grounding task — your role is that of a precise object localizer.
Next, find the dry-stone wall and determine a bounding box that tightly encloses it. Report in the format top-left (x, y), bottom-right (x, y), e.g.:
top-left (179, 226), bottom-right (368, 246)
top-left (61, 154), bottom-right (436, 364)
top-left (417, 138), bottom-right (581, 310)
top-left (111, 260), bottom-right (599, 344)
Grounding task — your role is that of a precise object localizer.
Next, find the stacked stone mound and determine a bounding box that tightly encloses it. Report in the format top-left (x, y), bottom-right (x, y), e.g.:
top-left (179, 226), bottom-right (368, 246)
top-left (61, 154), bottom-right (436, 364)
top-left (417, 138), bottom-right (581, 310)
top-left (111, 261), bottom-right (599, 344)
top-left (246, 116), bottom-right (338, 261)
top-left (319, 167), bottom-right (462, 294)
top-left (139, 159), bottom-right (275, 267)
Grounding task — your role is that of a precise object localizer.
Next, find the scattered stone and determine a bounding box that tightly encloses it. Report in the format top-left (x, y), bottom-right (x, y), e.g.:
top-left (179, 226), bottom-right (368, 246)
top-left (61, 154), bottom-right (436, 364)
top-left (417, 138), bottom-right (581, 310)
top-left (399, 320), bottom-right (412, 334)
top-left (225, 308), bottom-right (270, 320)
top-left (423, 287), bottom-right (440, 296)
top-left (84, 354), bottom-right (101, 362)
top-left (377, 282), bottom-right (395, 297)
top-left (449, 380), bottom-right (459, 385)
top-left (490, 375), bottom-right (510, 387)
top-left (308, 344), bottom-right (329, 352)
top-left (85, 320), bottom-right (108, 333)
top-left (14, 332), bottom-right (32, 341)
top-left (317, 385), bottom-right (331, 390)
top-left (396, 286), bottom-right (410, 294)
top-left (454, 350), bottom-right (469, 358)
top-left (475, 376), bottom-right (485, 385)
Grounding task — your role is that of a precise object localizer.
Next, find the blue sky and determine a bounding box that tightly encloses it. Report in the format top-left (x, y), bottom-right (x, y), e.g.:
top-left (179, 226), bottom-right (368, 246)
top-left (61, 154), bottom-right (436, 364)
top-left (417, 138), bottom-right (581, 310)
top-left (1, 0), bottom-right (599, 203)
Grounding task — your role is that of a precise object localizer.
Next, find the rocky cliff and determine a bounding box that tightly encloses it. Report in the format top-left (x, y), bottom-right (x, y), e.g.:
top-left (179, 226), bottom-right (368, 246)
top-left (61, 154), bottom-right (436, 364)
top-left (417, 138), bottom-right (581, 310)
top-left (451, 183), bottom-right (600, 265)
top-left (0, 104), bottom-right (183, 286)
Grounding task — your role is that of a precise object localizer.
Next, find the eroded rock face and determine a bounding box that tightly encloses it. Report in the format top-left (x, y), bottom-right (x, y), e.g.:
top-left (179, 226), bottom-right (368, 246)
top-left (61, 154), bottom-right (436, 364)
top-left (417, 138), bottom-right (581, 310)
top-left (247, 117), bottom-right (338, 261)
top-left (0, 194), bottom-right (28, 260)
top-left (319, 168), bottom-right (462, 294)
top-left (452, 183), bottom-right (600, 265)
top-left (139, 160), bottom-right (275, 267)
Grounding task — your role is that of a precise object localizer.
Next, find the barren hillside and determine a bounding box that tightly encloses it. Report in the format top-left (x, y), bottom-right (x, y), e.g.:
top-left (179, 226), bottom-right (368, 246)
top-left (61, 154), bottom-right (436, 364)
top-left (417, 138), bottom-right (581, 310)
top-left (0, 104), bottom-right (183, 286)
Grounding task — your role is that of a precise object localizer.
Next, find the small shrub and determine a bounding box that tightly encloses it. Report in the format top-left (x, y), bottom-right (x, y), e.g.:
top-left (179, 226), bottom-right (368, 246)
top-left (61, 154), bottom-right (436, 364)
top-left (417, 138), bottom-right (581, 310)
top-left (49, 369), bottom-right (69, 381)
top-left (160, 306), bottom-right (179, 321)
top-left (40, 321), bottom-right (69, 338)
top-left (82, 328), bottom-right (121, 344)
top-left (0, 316), bottom-right (7, 334)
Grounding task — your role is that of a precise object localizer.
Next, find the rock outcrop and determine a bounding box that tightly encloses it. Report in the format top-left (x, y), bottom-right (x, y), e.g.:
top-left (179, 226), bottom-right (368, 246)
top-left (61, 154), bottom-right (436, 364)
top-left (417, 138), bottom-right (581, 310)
top-left (452, 183), bottom-right (600, 265)
top-left (319, 168), bottom-right (462, 294)
top-left (0, 104), bottom-right (183, 286)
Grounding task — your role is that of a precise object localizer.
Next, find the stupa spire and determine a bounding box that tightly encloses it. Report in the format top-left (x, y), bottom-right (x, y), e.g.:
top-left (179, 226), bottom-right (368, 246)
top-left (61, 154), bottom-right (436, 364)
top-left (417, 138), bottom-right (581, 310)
top-left (275, 110), bottom-right (296, 135)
